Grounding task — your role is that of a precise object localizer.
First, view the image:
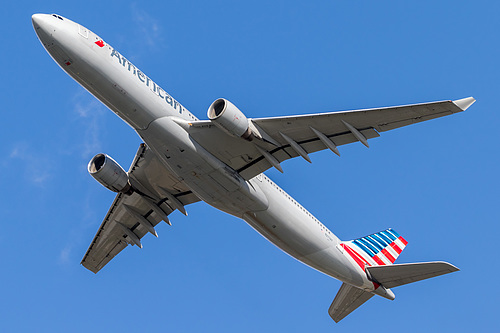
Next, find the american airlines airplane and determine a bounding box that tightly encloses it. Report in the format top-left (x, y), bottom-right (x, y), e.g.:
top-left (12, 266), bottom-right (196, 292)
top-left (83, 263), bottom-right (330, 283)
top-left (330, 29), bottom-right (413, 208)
top-left (32, 13), bottom-right (474, 322)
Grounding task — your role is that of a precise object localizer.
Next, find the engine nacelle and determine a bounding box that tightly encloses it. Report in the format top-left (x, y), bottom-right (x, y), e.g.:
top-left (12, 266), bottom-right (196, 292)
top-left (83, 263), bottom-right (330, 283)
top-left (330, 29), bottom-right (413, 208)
top-left (207, 98), bottom-right (252, 140)
top-left (88, 153), bottom-right (132, 194)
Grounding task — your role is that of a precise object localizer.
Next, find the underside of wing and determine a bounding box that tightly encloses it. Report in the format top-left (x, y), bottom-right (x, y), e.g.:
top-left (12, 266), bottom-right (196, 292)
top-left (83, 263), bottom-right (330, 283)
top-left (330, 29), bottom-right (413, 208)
top-left (365, 261), bottom-right (459, 289)
top-left (81, 144), bottom-right (200, 273)
top-left (328, 283), bottom-right (374, 323)
top-left (188, 98), bottom-right (474, 180)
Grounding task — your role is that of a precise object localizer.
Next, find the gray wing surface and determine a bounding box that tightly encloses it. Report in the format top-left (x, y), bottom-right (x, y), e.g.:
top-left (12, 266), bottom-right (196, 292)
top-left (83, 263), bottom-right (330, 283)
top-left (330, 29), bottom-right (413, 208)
top-left (366, 261), bottom-right (459, 289)
top-left (81, 144), bottom-right (200, 273)
top-left (189, 97), bottom-right (474, 180)
top-left (328, 283), bottom-right (374, 323)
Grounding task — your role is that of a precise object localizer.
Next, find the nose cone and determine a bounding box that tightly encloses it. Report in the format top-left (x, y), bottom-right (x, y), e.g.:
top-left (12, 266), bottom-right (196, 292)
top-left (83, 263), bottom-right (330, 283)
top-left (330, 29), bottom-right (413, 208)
top-left (32, 13), bottom-right (46, 30)
top-left (32, 14), bottom-right (55, 47)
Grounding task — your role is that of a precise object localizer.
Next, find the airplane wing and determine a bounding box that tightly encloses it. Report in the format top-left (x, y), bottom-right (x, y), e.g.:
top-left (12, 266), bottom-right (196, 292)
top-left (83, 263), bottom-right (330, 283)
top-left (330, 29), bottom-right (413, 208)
top-left (81, 143), bottom-right (200, 273)
top-left (188, 97), bottom-right (475, 180)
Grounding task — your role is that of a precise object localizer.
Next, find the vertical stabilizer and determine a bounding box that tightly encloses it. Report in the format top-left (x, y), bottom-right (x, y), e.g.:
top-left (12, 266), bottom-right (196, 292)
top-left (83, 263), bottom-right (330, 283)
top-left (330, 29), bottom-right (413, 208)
top-left (342, 228), bottom-right (408, 268)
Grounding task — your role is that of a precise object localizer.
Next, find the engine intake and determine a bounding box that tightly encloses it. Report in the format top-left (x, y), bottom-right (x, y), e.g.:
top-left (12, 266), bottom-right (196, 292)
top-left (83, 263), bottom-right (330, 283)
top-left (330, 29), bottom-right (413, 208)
top-left (88, 153), bottom-right (132, 194)
top-left (208, 98), bottom-right (252, 140)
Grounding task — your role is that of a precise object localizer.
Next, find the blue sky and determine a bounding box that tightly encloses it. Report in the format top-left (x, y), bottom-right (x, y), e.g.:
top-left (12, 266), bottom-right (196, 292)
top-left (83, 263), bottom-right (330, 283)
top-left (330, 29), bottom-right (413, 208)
top-left (1, 1), bottom-right (498, 331)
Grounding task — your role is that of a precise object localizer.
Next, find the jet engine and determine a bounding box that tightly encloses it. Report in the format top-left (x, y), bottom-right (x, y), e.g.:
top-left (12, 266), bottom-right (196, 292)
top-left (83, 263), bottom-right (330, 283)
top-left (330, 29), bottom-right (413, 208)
top-left (88, 153), bottom-right (132, 194)
top-left (207, 98), bottom-right (253, 140)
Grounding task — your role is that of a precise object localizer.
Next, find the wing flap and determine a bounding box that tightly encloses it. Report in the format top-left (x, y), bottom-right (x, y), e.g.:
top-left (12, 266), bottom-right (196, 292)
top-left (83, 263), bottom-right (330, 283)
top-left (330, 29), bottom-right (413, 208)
top-left (365, 261), bottom-right (459, 289)
top-left (81, 193), bottom-right (127, 273)
top-left (328, 283), bottom-right (374, 323)
top-left (239, 128), bottom-right (379, 179)
top-left (81, 144), bottom-right (200, 273)
top-left (81, 190), bottom-right (168, 273)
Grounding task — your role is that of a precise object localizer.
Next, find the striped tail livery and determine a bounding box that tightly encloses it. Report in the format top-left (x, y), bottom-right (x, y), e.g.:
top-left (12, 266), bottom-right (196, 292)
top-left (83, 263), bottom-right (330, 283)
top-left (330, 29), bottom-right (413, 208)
top-left (341, 228), bottom-right (408, 268)
top-left (329, 229), bottom-right (458, 323)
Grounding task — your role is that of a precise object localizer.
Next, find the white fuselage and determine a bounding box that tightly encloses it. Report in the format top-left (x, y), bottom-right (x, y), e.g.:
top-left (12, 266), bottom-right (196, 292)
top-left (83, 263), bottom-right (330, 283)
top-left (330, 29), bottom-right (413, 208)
top-left (33, 14), bottom-right (380, 292)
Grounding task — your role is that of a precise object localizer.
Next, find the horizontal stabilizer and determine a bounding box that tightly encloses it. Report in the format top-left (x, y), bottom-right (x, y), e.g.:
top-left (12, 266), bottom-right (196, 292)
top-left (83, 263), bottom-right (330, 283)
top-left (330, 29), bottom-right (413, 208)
top-left (328, 283), bottom-right (374, 323)
top-left (366, 261), bottom-right (459, 289)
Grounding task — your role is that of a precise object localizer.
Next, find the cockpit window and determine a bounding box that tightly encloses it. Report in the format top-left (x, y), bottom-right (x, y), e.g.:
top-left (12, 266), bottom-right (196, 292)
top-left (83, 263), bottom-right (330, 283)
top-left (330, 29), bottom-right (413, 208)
top-left (51, 14), bottom-right (64, 20)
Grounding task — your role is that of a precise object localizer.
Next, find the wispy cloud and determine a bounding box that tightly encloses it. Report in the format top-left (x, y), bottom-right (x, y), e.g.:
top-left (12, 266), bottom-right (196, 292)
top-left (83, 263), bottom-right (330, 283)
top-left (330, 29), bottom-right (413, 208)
top-left (52, 91), bottom-right (107, 268)
top-left (59, 245), bottom-right (72, 264)
top-left (71, 90), bottom-right (106, 159)
top-left (58, 184), bottom-right (107, 267)
top-left (9, 142), bottom-right (52, 186)
top-left (6, 88), bottom-right (106, 189)
top-left (131, 3), bottom-right (164, 50)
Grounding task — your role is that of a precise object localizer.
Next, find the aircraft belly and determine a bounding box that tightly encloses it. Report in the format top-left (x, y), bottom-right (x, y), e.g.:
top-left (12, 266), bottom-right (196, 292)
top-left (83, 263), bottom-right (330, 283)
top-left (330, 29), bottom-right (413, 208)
top-left (237, 180), bottom-right (354, 283)
top-left (138, 116), bottom-right (366, 284)
top-left (138, 117), bottom-right (269, 214)
top-left (243, 209), bottom-right (360, 283)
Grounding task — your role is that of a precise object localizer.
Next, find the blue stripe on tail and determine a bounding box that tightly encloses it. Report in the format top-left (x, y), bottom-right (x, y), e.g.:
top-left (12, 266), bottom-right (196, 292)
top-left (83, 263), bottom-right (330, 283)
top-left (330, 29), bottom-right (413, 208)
top-left (386, 229), bottom-right (400, 239)
top-left (376, 232), bottom-right (392, 245)
top-left (357, 238), bottom-right (379, 254)
top-left (353, 239), bottom-right (376, 256)
top-left (346, 229), bottom-right (407, 267)
top-left (372, 234), bottom-right (389, 247)
top-left (380, 230), bottom-right (396, 241)
top-left (364, 236), bottom-right (384, 251)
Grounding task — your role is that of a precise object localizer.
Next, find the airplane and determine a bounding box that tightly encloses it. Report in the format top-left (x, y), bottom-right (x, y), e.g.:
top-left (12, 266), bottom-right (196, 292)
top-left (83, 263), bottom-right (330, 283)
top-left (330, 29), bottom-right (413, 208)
top-left (32, 13), bottom-right (474, 323)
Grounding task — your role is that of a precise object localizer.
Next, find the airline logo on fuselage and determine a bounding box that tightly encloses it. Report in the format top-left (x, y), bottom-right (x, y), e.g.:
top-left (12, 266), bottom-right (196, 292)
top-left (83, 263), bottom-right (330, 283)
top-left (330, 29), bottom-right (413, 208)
top-left (110, 48), bottom-right (186, 115)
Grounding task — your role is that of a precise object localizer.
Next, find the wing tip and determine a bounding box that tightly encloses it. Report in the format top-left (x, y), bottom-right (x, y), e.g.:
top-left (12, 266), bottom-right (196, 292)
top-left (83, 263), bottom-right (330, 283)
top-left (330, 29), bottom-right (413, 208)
top-left (436, 260), bottom-right (460, 272)
top-left (452, 97), bottom-right (476, 111)
top-left (423, 260), bottom-right (460, 272)
top-left (81, 260), bottom-right (100, 274)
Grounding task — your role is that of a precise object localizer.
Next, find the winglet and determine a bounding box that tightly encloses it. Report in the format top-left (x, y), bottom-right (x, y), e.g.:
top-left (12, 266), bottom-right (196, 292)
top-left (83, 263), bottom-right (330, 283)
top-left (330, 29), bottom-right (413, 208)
top-left (453, 97), bottom-right (476, 111)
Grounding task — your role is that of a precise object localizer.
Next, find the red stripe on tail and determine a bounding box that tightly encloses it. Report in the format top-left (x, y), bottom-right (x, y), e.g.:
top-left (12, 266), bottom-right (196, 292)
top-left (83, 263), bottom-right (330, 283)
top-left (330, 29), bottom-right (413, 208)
top-left (372, 255), bottom-right (385, 266)
top-left (390, 242), bottom-right (402, 254)
top-left (341, 244), bottom-right (369, 270)
top-left (381, 249), bottom-right (396, 263)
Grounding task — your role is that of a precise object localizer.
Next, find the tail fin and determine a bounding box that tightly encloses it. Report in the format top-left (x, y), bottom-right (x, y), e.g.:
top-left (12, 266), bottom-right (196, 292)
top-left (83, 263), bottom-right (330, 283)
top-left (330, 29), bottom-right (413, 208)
top-left (343, 228), bottom-right (408, 266)
top-left (329, 229), bottom-right (459, 323)
top-left (329, 261), bottom-right (459, 323)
